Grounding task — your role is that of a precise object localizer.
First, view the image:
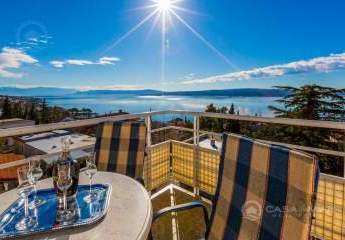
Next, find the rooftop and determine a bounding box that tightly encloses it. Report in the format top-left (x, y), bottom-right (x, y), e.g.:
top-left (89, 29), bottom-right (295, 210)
top-left (0, 153), bottom-right (25, 180)
top-left (19, 130), bottom-right (95, 154)
top-left (0, 118), bottom-right (35, 129)
top-left (198, 139), bottom-right (222, 151)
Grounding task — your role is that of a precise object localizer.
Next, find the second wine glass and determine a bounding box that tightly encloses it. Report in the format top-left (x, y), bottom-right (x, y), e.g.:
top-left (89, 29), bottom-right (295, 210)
top-left (56, 162), bottom-right (74, 222)
top-left (15, 166), bottom-right (36, 231)
top-left (83, 153), bottom-right (99, 203)
top-left (27, 156), bottom-right (46, 209)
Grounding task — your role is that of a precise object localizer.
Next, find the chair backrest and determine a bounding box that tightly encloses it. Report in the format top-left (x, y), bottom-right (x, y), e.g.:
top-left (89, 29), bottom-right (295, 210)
top-left (94, 121), bottom-right (146, 179)
top-left (207, 133), bottom-right (319, 240)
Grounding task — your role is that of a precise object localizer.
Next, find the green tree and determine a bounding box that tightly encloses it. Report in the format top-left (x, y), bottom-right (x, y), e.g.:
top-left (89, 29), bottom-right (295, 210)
top-left (12, 102), bottom-right (23, 118)
top-left (68, 108), bottom-right (79, 115)
top-left (264, 85), bottom-right (345, 175)
top-left (1, 96), bottom-right (12, 119)
top-left (23, 104), bottom-right (30, 120)
top-left (200, 104), bottom-right (221, 132)
top-left (269, 85), bottom-right (345, 120)
top-left (40, 99), bottom-right (49, 123)
top-left (29, 103), bottom-right (39, 124)
top-left (200, 103), bottom-right (240, 133)
top-left (229, 104), bottom-right (235, 114)
top-left (228, 103), bottom-right (240, 133)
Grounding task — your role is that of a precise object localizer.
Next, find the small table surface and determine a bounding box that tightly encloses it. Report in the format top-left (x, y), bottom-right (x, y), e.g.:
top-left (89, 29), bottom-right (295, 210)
top-left (0, 172), bottom-right (153, 240)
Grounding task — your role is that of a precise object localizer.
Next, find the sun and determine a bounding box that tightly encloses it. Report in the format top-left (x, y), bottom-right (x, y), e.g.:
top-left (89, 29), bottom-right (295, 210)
top-left (103, 0), bottom-right (234, 82)
top-left (155, 0), bottom-right (173, 11)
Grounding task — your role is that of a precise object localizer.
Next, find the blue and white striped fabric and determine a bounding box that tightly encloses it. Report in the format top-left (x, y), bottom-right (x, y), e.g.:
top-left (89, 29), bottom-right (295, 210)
top-left (207, 133), bottom-right (319, 240)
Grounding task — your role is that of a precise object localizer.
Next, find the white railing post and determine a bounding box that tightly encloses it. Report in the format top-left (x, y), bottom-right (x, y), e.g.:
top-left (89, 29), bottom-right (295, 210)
top-left (193, 116), bottom-right (200, 196)
top-left (145, 115), bottom-right (152, 148)
top-left (144, 115), bottom-right (152, 193)
top-left (193, 116), bottom-right (200, 145)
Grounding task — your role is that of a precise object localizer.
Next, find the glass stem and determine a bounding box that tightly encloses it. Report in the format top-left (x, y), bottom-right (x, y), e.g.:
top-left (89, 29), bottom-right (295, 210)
top-left (34, 183), bottom-right (37, 201)
top-left (24, 196), bottom-right (29, 218)
top-left (63, 190), bottom-right (67, 211)
top-left (89, 177), bottom-right (92, 196)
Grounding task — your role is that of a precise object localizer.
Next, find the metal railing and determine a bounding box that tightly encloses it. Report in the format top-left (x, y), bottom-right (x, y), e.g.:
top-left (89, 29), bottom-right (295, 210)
top-left (0, 110), bottom-right (344, 239)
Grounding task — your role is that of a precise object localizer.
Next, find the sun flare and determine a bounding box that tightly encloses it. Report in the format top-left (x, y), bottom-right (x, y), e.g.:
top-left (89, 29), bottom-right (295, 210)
top-left (103, 0), bottom-right (234, 82)
top-left (156, 0), bottom-right (173, 11)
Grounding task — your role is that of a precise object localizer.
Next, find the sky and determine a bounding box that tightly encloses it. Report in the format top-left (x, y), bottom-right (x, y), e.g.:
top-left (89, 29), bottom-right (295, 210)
top-left (0, 0), bottom-right (345, 91)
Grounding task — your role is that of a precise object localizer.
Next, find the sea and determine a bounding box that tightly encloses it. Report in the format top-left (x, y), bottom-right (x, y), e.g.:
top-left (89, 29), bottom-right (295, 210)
top-left (43, 94), bottom-right (280, 121)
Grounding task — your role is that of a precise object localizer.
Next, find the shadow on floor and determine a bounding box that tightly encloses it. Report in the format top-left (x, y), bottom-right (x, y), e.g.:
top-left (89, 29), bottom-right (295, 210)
top-left (151, 188), bottom-right (211, 240)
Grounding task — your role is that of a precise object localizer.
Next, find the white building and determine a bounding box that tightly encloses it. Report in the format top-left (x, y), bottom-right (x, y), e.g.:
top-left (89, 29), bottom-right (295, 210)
top-left (16, 130), bottom-right (95, 159)
top-left (0, 118), bottom-right (35, 129)
top-left (199, 139), bottom-right (222, 151)
top-left (0, 119), bottom-right (35, 151)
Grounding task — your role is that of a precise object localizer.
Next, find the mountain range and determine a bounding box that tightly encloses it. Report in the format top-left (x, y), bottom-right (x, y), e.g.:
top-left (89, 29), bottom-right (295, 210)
top-left (0, 87), bottom-right (288, 97)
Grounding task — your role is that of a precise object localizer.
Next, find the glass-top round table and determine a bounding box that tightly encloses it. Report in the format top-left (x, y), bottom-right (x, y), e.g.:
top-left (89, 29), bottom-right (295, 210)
top-left (0, 172), bottom-right (152, 240)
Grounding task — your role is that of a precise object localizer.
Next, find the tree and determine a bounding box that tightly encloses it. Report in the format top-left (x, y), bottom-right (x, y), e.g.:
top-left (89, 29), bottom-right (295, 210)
top-left (23, 104), bottom-right (30, 120)
top-left (229, 104), bottom-right (235, 114)
top-left (29, 103), bottom-right (39, 124)
top-left (228, 103), bottom-right (240, 133)
top-left (265, 84), bottom-right (345, 176)
top-left (269, 85), bottom-right (345, 121)
top-left (1, 96), bottom-right (12, 119)
top-left (40, 99), bottom-right (49, 123)
top-left (200, 103), bottom-right (240, 133)
top-left (200, 104), bottom-right (222, 132)
top-left (12, 102), bottom-right (23, 118)
top-left (68, 108), bottom-right (79, 115)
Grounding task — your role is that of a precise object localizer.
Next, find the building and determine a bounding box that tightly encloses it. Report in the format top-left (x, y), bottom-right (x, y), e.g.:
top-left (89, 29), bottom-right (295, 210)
top-left (0, 118), bottom-right (35, 153)
top-left (0, 118), bottom-right (35, 129)
top-left (16, 130), bottom-right (96, 160)
top-left (199, 138), bottom-right (222, 151)
top-left (0, 153), bottom-right (26, 192)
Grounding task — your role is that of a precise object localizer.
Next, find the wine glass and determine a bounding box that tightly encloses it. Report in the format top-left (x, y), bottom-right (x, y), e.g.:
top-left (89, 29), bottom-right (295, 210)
top-left (56, 163), bottom-right (74, 222)
top-left (83, 152), bottom-right (99, 203)
top-left (15, 166), bottom-right (36, 231)
top-left (27, 156), bottom-right (46, 208)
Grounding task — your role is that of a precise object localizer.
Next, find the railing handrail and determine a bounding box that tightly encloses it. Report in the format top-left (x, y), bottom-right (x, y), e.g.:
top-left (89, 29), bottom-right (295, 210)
top-left (0, 111), bottom-right (169, 138)
top-left (166, 110), bottom-right (345, 130)
top-left (153, 125), bottom-right (345, 157)
top-left (0, 110), bottom-right (344, 138)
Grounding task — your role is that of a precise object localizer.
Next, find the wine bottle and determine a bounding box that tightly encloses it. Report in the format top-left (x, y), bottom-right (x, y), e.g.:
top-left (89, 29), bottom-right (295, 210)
top-left (52, 137), bottom-right (80, 199)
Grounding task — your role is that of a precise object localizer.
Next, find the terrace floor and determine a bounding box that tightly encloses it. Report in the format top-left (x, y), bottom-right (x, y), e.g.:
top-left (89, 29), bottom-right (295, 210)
top-left (151, 186), bottom-right (211, 240)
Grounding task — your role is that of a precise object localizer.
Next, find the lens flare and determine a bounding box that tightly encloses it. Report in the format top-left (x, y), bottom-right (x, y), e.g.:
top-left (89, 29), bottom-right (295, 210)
top-left (102, 0), bottom-right (236, 83)
top-left (157, 0), bottom-right (173, 11)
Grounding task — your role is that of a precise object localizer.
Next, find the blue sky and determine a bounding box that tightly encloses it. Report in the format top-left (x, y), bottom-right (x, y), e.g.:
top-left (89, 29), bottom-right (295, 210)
top-left (0, 0), bottom-right (344, 91)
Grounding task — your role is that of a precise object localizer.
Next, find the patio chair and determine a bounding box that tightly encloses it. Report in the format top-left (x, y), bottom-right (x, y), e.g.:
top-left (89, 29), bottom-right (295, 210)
top-left (152, 133), bottom-right (319, 239)
top-left (94, 121), bottom-right (147, 182)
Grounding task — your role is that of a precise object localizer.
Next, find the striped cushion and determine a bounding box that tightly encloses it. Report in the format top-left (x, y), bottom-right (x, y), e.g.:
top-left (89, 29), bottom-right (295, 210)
top-left (94, 121), bottom-right (146, 179)
top-left (207, 133), bottom-right (319, 240)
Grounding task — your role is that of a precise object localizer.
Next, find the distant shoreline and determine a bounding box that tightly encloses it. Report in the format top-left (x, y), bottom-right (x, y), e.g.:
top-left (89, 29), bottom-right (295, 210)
top-left (0, 87), bottom-right (287, 98)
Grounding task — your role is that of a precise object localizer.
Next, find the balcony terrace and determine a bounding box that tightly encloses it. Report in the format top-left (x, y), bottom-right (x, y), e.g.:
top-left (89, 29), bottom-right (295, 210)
top-left (0, 110), bottom-right (344, 240)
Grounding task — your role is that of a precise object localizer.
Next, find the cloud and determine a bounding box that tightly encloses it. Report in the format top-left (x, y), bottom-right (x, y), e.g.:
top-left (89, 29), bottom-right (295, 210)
top-left (181, 73), bottom-right (196, 81)
top-left (50, 56), bottom-right (120, 69)
top-left (65, 60), bottom-right (93, 66)
top-left (99, 57), bottom-right (121, 65)
top-left (49, 61), bottom-right (65, 68)
top-left (0, 47), bottom-right (38, 78)
top-left (183, 52), bottom-right (345, 84)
